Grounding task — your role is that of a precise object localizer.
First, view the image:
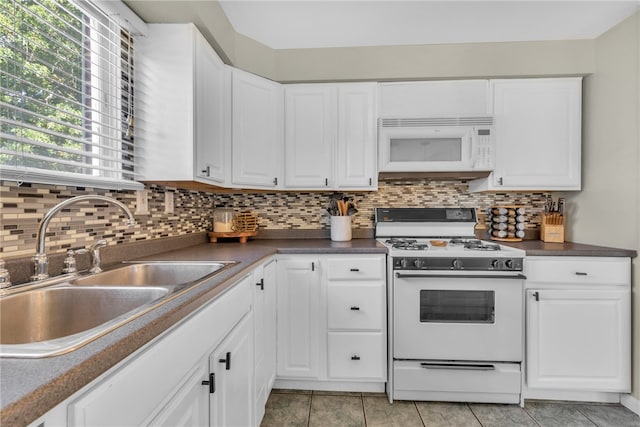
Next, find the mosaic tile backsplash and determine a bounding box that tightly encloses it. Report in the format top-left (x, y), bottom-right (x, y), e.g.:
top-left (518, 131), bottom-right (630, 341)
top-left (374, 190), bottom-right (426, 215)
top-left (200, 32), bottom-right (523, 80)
top-left (0, 180), bottom-right (549, 258)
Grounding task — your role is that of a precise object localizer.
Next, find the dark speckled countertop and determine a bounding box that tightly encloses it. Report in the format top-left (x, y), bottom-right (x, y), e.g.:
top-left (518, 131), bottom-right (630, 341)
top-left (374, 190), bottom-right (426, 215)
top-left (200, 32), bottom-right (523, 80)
top-left (1, 236), bottom-right (635, 426)
top-left (502, 240), bottom-right (637, 258)
top-left (0, 239), bottom-right (385, 427)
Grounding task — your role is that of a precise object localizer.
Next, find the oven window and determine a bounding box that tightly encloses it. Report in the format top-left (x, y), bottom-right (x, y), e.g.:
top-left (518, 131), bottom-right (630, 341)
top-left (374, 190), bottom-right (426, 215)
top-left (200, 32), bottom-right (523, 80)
top-left (419, 290), bottom-right (495, 323)
top-left (390, 138), bottom-right (462, 162)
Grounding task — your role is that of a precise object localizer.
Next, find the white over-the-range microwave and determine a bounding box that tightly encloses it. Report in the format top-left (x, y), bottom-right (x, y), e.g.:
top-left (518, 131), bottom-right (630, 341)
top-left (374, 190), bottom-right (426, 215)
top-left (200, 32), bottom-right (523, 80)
top-left (378, 116), bottom-right (494, 173)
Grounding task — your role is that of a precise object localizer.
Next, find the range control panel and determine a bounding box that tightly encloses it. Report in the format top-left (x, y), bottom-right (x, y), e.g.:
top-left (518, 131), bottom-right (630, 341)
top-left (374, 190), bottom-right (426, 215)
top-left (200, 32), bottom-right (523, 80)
top-left (393, 257), bottom-right (524, 272)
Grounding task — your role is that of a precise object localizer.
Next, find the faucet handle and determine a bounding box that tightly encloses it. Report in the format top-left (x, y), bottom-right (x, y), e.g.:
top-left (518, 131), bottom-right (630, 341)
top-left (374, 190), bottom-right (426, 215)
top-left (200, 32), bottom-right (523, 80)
top-left (0, 259), bottom-right (11, 289)
top-left (62, 249), bottom-right (88, 274)
top-left (90, 239), bottom-right (108, 251)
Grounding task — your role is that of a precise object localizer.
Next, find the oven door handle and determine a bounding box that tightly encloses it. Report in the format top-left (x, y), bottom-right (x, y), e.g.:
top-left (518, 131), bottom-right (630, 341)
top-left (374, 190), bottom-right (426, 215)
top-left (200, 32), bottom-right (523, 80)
top-left (395, 273), bottom-right (527, 280)
top-left (420, 362), bottom-right (496, 371)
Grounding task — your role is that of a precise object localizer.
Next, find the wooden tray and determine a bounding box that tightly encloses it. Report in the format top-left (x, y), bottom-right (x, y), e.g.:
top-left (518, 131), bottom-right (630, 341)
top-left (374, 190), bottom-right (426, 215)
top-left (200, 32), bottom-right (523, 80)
top-left (208, 231), bottom-right (256, 243)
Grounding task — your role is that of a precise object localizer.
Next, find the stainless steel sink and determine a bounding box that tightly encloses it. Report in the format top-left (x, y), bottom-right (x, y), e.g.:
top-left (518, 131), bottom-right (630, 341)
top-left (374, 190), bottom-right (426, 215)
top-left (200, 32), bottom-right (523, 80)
top-left (70, 261), bottom-right (235, 287)
top-left (1, 286), bottom-right (169, 345)
top-left (0, 261), bottom-right (238, 358)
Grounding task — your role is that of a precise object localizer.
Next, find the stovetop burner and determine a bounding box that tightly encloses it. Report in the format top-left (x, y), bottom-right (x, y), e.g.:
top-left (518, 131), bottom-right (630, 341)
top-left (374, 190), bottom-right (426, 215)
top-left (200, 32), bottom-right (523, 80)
top-left (449, 238), bottom-right (481, 246)
top-left (464, 241), bottom-right (501, 251)
top-left (385, 238), bottom-right (428, 250)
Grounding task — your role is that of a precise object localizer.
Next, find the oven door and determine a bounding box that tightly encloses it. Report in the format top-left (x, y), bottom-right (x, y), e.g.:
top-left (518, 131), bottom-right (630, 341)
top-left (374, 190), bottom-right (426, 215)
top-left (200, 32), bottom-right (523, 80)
top-left (393, 271), bottom-right (524, 362)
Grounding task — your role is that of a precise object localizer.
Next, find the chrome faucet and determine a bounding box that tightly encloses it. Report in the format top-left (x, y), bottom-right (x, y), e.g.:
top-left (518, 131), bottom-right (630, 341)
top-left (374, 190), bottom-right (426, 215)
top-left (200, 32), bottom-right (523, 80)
top-left (31, 195), bottom-right (136, 281)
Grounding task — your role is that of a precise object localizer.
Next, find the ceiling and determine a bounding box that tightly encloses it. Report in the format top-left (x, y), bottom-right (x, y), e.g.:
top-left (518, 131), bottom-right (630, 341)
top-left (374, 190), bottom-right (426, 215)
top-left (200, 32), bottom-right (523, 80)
top-left (124, 1), bottom-right (640, 50)
top-left (217, 0), bottom-right (639, 49)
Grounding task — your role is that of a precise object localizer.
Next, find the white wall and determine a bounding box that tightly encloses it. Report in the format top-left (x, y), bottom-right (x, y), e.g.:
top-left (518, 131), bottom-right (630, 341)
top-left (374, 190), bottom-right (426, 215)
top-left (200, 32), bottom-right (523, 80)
top-left (565, 12), bottom-right (640, 399)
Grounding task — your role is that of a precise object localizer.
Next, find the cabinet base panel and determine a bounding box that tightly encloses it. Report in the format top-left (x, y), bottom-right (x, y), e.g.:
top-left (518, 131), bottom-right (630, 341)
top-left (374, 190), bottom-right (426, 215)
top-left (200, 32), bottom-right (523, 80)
top-left (273, 379), bottom-right (385, 393)
top-left (393, 390), bottom-right (521, 404)
top-left (620, 394), bottom-right (640, 416)
top-left (523, 387), bottom-right (621, 403)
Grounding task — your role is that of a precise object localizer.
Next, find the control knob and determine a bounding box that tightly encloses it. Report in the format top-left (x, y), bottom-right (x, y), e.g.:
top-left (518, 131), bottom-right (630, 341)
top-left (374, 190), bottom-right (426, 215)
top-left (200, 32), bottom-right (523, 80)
top-left (505, 259), bottom-right (514, 269)
top-left (452, 259), bottom-right (463, 270)
top-left (491, 259), bottom-right (501, 270)
top-left (413, 259), bottom-right (425, 269)
top-left (396, 258), bottom-right (408, 269)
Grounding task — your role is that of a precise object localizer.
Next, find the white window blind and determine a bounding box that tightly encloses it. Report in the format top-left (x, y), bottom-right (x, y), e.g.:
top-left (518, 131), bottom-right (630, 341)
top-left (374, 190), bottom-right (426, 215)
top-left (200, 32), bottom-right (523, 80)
top-left (0, 0), bottom-right (142, 190)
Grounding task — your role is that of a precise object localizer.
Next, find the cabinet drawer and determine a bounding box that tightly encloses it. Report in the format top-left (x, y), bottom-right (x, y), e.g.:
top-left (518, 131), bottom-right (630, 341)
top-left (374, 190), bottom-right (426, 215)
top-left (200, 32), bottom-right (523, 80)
top-left (526, 257), bottom-right (630, 286)
top-left (394, 361), bottom-right (521, 395)
top-left (327, 333), bottom-right (385, 380)
top-left (327, 284), bottom-right (384, 331)
top-left (326, 256), bottom-right (385, 280)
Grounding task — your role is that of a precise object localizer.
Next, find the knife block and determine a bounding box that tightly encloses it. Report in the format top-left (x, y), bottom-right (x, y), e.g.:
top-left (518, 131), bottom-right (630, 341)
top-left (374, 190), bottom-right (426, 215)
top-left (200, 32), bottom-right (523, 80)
top-left (541, 214), bottom-right (565, 243)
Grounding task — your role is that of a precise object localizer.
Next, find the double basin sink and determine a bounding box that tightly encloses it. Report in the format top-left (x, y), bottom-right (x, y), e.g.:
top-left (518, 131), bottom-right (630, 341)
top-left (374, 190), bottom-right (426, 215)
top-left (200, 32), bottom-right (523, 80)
top-left (0, 261), bottom-right (237, 358)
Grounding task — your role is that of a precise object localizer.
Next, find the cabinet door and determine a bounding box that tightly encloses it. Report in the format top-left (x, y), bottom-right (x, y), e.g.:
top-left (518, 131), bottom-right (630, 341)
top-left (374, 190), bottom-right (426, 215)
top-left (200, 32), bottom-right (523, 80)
top-left (254, 259), bottom-right (277, 426)
top-left (149, 363), bottom-right (209, 427)
top-left (277, 259), bottom-right (321, 378)
top-left (194, 32), bottom-right (230, 184)
top-left (284, 85), bottom-right (334, 188)
top-left (210, 312), bottom-right (254, 427)
top-left (526, 289), bottom-right (631, 391)
top-left (263, 260), bottom-right (278, 391)
top-left (232, 69), bottom-right (283, 188)
top-left (336, 84), bottom-right (378, 189)
top-left (379, 80), bottom-right (490, 117)
top-left (490, 78), bottom-right (581, 190)
top-left (135, 24), bottom-right (195, 181)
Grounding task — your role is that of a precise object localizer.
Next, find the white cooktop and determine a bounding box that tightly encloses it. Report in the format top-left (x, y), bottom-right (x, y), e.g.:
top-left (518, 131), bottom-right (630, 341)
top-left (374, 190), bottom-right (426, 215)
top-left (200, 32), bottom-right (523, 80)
top-left (378, 237), bottom-right (525, 258)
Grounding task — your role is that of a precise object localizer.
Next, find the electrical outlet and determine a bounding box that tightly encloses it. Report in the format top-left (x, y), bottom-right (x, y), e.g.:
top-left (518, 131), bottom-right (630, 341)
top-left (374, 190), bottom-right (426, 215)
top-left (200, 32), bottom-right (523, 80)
top-left (135, 190), bottom-right (149, 215)
top-left (164, 192), bottom-right (174, 214)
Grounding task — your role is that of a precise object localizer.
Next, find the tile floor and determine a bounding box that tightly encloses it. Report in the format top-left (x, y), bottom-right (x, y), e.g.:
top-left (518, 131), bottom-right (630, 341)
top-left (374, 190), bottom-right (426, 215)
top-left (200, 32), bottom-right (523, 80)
top-left (260, 390), bottom-right (640, 427)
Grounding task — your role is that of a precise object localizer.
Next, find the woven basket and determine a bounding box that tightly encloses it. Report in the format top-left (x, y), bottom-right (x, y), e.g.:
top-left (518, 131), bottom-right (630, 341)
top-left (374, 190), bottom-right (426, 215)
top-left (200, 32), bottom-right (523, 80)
top-left (232, 212), bottom-right (258, 232)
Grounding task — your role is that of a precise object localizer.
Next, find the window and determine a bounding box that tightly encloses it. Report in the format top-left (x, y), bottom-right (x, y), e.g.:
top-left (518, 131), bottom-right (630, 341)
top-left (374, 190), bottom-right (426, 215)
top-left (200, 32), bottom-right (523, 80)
top-left (0, 0), bottom-right (142, 190)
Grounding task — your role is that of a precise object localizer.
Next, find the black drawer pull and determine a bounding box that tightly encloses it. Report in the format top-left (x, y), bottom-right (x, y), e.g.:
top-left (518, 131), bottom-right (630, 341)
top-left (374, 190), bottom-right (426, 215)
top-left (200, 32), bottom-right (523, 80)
top-left (575, 272), bottom-right (588, 276)
top-left (350, 306), bottom-right (360, 311)
top-left (219, 352), bottom-right (231, 370)
top-left (350, 268), bottom-right (360, 272)
top-left (201, 373), bottom-right (215, 394)
top-left (351, 355), bottom-right (361, 361)
top-left (256, 278), bottom-right (264, 290)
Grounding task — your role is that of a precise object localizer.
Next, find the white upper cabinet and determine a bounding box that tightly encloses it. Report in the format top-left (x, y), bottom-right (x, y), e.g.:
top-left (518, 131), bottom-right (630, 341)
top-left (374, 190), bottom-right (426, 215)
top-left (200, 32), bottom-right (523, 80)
top-left (284, 83), bottom-right (378, 190)
top-left (470, 78), bottom-right (582, 192)
top-left (379, 80), bottom-right (490, 117)
top-left (232, 68), bottom-right (284, 189)
top-left (284, 85), bottom-right (334, 189)
top-left (135, 24), bottom-right (231, 185)
top-left (337, 85), bottom-right (378, 188)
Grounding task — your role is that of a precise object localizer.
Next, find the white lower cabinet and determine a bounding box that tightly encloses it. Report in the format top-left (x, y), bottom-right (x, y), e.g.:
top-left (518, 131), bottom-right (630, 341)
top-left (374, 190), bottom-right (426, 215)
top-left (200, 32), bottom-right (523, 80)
top-left (276, 257), bottom-right (322, 379)
top-left (525, 257), bottom-right (631, 396)
top-left (253, 260), bottom-right (277, 426)
top-left (209, 312), bottom-right (254, 427)
top-left (276, 254), bottom-right (386, 391)
top-left (67, 274), bottom-right (255, 427)
top-left (149, 363), bottom-right (210, 427)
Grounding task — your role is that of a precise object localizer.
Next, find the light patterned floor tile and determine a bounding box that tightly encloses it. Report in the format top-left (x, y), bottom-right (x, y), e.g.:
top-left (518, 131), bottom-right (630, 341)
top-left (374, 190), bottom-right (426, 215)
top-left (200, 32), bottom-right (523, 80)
top-left (576, 403), bottom-right (640, 427)
top-left (309, 395), bottom-right (365, 427)
top-left (469, 403), bottom-right (538, 427)
top-left (524, 401), bottom-right (596, 427)
top-left (260, 392), bottom-right (311, 427)
top-left (416, 401), bottom-right (481, 427)
top-left (363, 396), bottom-right (424, 427)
